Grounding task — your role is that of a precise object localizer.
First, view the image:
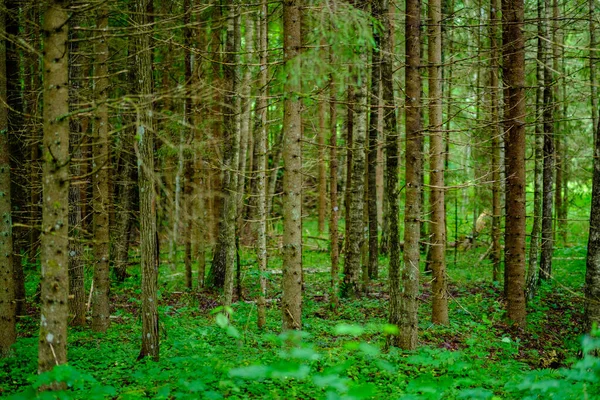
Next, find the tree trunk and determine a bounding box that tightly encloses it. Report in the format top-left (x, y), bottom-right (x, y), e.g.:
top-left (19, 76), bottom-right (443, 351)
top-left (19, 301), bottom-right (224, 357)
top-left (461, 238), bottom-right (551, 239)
top-left (318, 79), bottom-right (327, 235)
top-left (67, 18), bottom-right (86, 327)
top-left (7, 0), bottom-right (25, 318)
top-left (502, 0), bottom-right (527, 326)
top-left (91, 3), bottom-right (111, 332)
top-left (539, 5), bottom-right (554, 283)
top-left (400, 0), bottom-right (422, 348)
top-left (526, 0), bottom-right (545, 297)
top-left (329, 53), bottom-right (339, 309)
top-left (428, 0), bottom-right (448, 325)
top-left (281, 0), bottom-right (303, 330)
top-left (0, 0), bottom-right (16, 355)
top-left (489, 0), bottom-right (502, 283)
top-left (342, 19), bottom-right (368, 298)
top-left (381, 0), bottom-right (402, 348)
top-left (585, 116), bottom-right (600, 333)
top-left (210, 1), bottom-right (240, 306)
top-left (39, 0), bottom-right (70, 375)
top-left (135, 0), bottom-right (159, 362)
top-left (367, 1), bottom-right (382, 280)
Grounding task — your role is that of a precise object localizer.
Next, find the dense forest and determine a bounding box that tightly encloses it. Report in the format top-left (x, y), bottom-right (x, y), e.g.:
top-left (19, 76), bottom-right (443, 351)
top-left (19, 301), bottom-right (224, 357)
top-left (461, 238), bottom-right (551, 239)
top-left (1, 0), bottom-right (600, 398)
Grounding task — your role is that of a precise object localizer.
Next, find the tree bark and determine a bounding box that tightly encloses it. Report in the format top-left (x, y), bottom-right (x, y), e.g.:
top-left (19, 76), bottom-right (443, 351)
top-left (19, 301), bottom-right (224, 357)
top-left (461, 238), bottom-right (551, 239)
top-left (39, 0), bottom-right (70, 375)
top-left (367, 1), bottom-right (382, 280)
top-left (539, 0), bottom-right (554, 283)
top-left (67, 16), bottom-right (86, 327)
top-left (91, 3), bottom-right (111, 332)
top-left (134, 0), bottom-right (159, 361)
top-left (489, 0), bottom-right (502, 283)
top-left (281, 0), bottom-right (303, 330)
top-left (526, 0), bottom-right (545, 297)
top-left (502, 0), bottom-right (527, 326)
top-left (585, 116), bottom-right (600, 333)
top-left (256, 0), bottom-right (269, 329)
top-left (7, 0), bottom-right (25, 318)
top-left (342, 11), bottom-right (368, 298)
top-left (0, 0), bottom-right (16, 355)
top-left (428, 0), bottom-right (448, 325)
top-left (329, 61), bottom-right (339, 308)
top-left (210, 1), bottom-right (240, 306)
top-left (400, 0), bottom-right (422, 348)
top-left (381, 0), bottom-right (402, 348)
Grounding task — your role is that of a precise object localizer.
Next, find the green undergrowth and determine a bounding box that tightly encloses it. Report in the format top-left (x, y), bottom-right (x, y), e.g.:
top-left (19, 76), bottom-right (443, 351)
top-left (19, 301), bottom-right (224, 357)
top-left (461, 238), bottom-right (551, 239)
top-left (1, 239), bottom-right (598, 399)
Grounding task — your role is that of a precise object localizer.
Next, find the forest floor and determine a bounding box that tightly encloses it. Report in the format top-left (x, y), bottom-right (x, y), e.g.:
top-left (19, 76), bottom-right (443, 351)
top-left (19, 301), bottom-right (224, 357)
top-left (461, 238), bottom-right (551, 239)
top-left (1, 228), bottom-right (599, 399)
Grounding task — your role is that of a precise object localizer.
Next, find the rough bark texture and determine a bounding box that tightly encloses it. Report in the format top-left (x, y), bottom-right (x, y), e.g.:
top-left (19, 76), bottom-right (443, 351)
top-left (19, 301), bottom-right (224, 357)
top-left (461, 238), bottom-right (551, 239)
top-left (489, 0), bottom-right (502, 282)
top-left (135, 0), bottom-right (159, 361)
top-left (92, 4), bottom-right (111, 332)
top-left (586, 116), bottom-right (600, 332)
top-left (428, 0), bottom-right (448, 325)
top-left (67, 23), bottom-right (85, 327)
top-left (400, 0), bottom-right (422, 348)
top-left (0, 0), bottom-right (16, 355)
top-left (502, 0), bottom-right (527, 326)
top-left (342, 35), bottom-right (368, 298)
top-left (39, 0), bottom-right (70, 375)
top-left (256, 0), bottom-right (268, 329)
top-left (381, 0), bottom-right (402, 348)
top-left (211, 2), bottom-right (240, 305)
top-left (282, 0), bottom-right (303, 330)
top-left (367, 0), bottom-right (382, 280)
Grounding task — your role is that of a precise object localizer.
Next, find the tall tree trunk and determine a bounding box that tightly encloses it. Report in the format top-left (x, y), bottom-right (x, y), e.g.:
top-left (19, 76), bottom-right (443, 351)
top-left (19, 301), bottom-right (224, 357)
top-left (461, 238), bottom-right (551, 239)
top-left (539, 0), bottom-right (554, 283)
top-left (585, 116), bottom-right (600, 333)
top-left (7, 0), bottom-right (25, 317)
top-left (428, 0), bottom-right (448, 324)
top-left (502, 0), bottom-right (527, 326)
top-left (526, 0), bottom-right (545, 297)
top-left (0, 0), bottom-right (16, 355)
top-left (318, 78), bottom-right (327, 235)
top-left (367, 1), bottom-right (382, 280)
top-left (342, 9), bottom-right (368, 298)
top-left (489, 0), bottom-right (502, 282)
top-left (382, 0), bottom-right (402, 348)
top-left (113, 36), bottom-right (137, 283)
top-left (39, 0), bottom-right (70, 375)
top-left (400, 0), bottom-right (422, 348)
top-left (27, 2), bottom-right (41, 266)
top-left (281, 0), bottom-right (303, 330)
top-left (68, 17), bottom-right (86, 327)
top-left (256, 0), bottom-right (268, 329)
top-left (329, 52), bottom-right (339, 308)
top-left (92, 3), bottom-right (111, 332)
top-left (183, 0), bottom-right (194, 290)
top-left (135, 0), bottom-right (159, 362)
top-left (210, 1), bottom-right (240, 306)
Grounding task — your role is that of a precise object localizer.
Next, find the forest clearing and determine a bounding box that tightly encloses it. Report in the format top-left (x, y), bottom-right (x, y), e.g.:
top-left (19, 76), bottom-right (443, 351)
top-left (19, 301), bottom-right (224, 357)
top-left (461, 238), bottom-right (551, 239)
top-left (1, 0), bottom-right (600, 398)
